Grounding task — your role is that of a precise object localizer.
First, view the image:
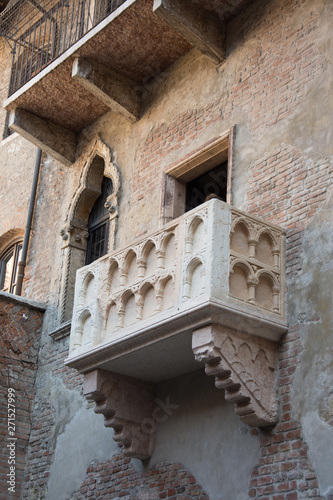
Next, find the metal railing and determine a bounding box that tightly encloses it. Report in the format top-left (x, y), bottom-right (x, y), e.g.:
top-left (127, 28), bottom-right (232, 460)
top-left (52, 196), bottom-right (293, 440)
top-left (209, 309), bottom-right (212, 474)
top-left (6, 0), bottom-right (126, 95)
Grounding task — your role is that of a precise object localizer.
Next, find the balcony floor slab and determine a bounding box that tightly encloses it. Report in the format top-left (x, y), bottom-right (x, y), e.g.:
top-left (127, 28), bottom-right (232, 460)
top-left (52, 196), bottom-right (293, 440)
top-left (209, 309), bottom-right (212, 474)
top-left (65, 297), bottom-right (287, 381)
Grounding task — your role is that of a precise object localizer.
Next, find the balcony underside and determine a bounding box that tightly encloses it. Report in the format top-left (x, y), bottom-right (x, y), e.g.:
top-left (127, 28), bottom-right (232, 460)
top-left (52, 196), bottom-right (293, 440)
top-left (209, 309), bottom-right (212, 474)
top-left (5, 0), bottom-right (192, 132)
top-left (4, 0), bottom-right (254, 163)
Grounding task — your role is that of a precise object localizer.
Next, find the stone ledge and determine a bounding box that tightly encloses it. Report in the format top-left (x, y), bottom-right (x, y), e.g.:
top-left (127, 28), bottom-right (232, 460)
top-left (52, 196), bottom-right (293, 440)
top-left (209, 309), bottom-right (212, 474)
top-left (0, 290), bottom-right (47, 312)
top-left (49, 320), bottom-right (72, 341)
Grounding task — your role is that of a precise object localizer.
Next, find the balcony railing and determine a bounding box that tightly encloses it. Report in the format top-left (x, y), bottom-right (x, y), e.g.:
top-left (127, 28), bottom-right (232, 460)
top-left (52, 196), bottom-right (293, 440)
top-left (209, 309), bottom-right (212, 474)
top-left (66, 199), bottom-right (287, 379)
top-left (5, 0), bottom-right (126, 95)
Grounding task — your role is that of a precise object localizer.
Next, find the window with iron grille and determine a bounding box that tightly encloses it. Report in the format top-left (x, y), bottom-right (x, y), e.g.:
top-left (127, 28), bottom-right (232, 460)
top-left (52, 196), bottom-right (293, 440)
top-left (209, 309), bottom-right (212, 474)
top-left (85, 176), bottom-right (113, 265)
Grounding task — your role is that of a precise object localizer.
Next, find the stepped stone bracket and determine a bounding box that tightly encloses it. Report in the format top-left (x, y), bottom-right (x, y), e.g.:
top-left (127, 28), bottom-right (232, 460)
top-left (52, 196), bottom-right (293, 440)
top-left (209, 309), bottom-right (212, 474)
top-left (72, 58), bottom-right (140, 123)
top-left (153, 0), bottom-right (225, 64)
top-left (9, 108), bottom-right (77, 166)
top-left (192, 325), bottom-right (279, 428)
top-left (83, 369), bottom-right (156, 459)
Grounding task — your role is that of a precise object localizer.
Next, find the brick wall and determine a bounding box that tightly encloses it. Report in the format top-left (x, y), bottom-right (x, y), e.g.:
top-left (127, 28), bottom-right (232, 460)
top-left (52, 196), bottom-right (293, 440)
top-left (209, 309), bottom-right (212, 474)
top-left (249, 325), bottom-right (322, 499)
top-left (243, 144), bottom-right (332, 498)
top-left (132, 0), bottom-right (323, 208)
top-left (72, 455), bottom-right (208, 499)
top-left (246, 145), bottom-right (333, 278)
top-left (0, 293), bottom-right (44, 500)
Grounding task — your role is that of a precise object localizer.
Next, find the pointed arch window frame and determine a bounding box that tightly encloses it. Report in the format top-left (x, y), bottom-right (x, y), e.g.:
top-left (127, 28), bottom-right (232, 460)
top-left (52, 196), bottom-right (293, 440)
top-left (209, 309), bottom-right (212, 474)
top-left (53, 136), bottom-right (120, 333)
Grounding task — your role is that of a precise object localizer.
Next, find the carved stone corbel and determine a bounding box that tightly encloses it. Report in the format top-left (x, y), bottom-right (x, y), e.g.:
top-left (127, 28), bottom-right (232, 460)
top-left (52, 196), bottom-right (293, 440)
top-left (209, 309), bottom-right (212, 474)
top-left (83, 369), bottom-right (156, 459)
top-left (60, 222), bottom-right (89, 250)
top-left (192, 325), bottom-right (278, 428)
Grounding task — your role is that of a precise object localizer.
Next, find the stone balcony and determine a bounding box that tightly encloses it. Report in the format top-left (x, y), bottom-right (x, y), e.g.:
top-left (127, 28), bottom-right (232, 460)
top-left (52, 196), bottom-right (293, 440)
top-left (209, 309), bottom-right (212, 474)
top-left (65, 199), bottom-right (287, 458)
top-left (3, 0), bottom-right (254, 165)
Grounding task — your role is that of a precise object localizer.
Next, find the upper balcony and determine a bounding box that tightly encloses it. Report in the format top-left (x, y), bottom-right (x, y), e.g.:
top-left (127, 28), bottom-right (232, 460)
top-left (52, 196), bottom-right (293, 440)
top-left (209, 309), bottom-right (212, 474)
top-left (65, 199), bottom-right (287, 453)
top-left (2, 0), bottom-right (254, 164)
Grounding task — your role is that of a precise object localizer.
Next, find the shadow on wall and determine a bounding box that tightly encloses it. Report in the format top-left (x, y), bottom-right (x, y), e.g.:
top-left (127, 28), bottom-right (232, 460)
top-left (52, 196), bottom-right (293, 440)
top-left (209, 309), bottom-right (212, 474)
top-left (141, 370), bottom-right (261, 500)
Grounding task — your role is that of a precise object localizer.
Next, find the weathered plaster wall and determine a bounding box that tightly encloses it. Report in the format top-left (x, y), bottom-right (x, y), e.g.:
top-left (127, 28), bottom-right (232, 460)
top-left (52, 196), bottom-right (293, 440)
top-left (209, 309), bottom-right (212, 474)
top-left (0, 132), bottom-right (38, 248)
top-left (150, 371), bottom-right (260, 500)
top-left (291, 190), bottom-right (333, 497)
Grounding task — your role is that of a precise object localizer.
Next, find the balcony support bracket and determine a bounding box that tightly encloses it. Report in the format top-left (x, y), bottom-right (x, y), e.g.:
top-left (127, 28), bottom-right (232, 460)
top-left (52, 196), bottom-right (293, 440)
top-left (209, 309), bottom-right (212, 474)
top-left (192, 324), bottom-right (279, 428)
top-left (153, 0), bottom-right (225, 64)
top-left (72, 58), bottom-right (140, 123)
top-left (83, 369), bottom-right (156, 460)
top-left (9, 108), bottom-right (77, 166)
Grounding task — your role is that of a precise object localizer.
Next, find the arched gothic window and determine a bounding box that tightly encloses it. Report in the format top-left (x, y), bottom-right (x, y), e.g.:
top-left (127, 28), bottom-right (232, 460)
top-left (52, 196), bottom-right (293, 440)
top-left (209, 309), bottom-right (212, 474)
top-left (0, 240), bottom-right (23, 294)
top-left (85, 176), bottom-right (113, 265)
top-left (56, 139), bottom-right (120, 328)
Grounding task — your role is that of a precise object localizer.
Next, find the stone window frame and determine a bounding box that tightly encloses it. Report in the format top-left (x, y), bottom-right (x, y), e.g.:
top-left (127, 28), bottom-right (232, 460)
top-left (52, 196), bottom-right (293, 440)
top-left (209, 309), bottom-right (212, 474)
top-left (54, 136), bottom-right (120, 334)
top-left (160, 127), bottom-right (235, 226)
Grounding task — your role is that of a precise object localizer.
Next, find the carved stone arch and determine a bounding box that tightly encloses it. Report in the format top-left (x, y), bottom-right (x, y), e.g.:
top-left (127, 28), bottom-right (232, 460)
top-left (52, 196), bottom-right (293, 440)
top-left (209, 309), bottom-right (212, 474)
top-left (122, 248), bottom-right (137, 269)
top-left (159, 230), bottom-right (177, 269)
top-left (160, 229), bottom-right (176, 251)
top-left (74, 308), bottom-right (94, 348)
top-left (257, 226), bottom-right (278, 247)
top-left (255, 268), bottom-right (280, 288)
top-left (159, 272), bottom-right (175, 290)
top-left (103, 298), bottom-right (119, 334)
top-left (138, 280), bottom-right (157, 320)
top-left (187, 214), bottom-right (205, 235)
top-left (255, 269), bottom-right (280, 313)
top-left (256, 228), bottom-right (279, 267)
top-left (183, 256), bottom-right (205, 299)
top-left (184, 256), bottom-right (204, 280)
top-left (138, 279), bottom-right (155, 295)
top-left (185, 214), bottom-right (206, 254)
top-left (140, 239), bottom-right (157, 277)
top-left (141, 239), bottom-right (156, 261)
top-left (66, 135), bottom-right (120, 234)
top-left (121, 249), bottom-right (138, 285)
top-left (229, 258), bottom-right (253, 279)
top-left (57, 136), bottom-right (121, 327)
top-left (79, 270), bottom-right (97, 307)
top-left (77, 307), bottom-right (93, 328)
top-left (107, 257), bottom-right (121, 295)
top-left (230, 218), bottom-right (252, 257)
top-left (155, 273), bottom-right (175, 312)
top-left (229, 259), bottom-right (254, 303)
top-left (230, 216), bottom-right (251, 235)
top-left (119, 288), bottom-right (137, 328)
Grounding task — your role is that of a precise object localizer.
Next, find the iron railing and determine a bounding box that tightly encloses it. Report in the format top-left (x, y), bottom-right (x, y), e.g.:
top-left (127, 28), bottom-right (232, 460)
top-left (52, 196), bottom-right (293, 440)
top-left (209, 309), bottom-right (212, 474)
top-left (3, 0), bottom-right (126, 95)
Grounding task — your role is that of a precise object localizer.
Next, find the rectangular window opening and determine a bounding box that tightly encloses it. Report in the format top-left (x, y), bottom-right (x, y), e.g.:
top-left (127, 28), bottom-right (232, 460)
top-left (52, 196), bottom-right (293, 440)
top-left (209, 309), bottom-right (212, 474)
top-left (161, 128), bottom-right (234, 225)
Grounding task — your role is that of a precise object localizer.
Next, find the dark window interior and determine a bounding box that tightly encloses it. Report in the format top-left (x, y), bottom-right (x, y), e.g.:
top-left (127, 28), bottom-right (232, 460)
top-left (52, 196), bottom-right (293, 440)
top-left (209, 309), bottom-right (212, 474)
top-left (85, 176), bottom-right (113, 265)
top-left (185, 161), bottom-right (228, 212)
